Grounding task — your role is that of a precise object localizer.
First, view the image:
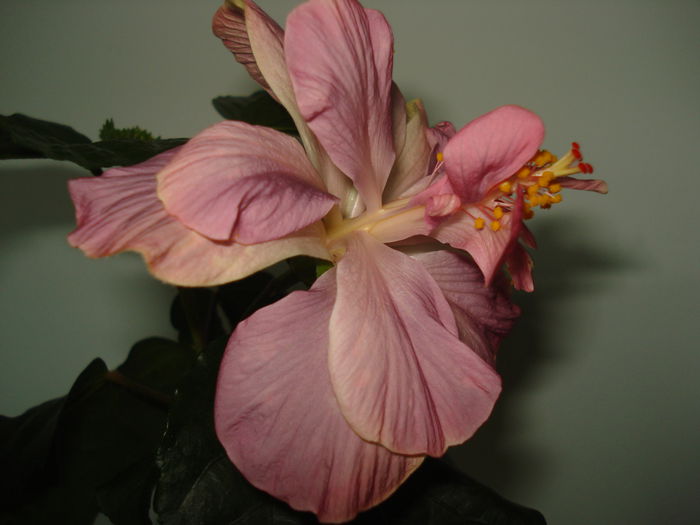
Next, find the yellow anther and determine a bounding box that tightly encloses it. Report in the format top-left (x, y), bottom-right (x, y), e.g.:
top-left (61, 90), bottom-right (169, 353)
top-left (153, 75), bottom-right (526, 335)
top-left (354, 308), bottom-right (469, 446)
top-left (474, 217), bottom-right (485, 230)
top-left (548, 183), bottom-right (562, 193)
top-left (498, 181), bottom-right (512, 194)
top-left (516, 167), bottom-right (531, 179)
top-left (532, 153), bottom-right (547, 167)
top-left (527, 184), bottom-right (540, 197)
top-left (436, 152), bottom-right (444, 162)
top-left (493, 206), bottom-right (504, 219)
top-left (524, 208), bottom-right (535, 220)
top-left (490, 220), bottom-right (501, 232)
top-left (529, 195), bottom-right (541, 207)
top-left (551, 194), bottom-right (563, 203)
top-left (538, 171), bottom-right (554, 187)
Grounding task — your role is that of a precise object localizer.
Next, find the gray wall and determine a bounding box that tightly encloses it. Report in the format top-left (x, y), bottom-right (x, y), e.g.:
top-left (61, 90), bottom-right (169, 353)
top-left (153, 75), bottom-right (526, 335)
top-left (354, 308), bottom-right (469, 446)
top-left (2, 1), bottom-right (698, 524)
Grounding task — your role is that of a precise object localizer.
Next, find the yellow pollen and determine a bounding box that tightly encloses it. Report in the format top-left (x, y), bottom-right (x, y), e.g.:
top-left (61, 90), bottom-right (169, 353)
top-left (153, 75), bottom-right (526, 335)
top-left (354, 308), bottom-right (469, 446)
top-left (474, 217), bottom-right (485, 230)
top-left (548, 183), bottom-right (562, 193)
top-left (551, 194), bottom-right (563, 203)
top-left (490, 220), bottom-right (501, 232)
top-left (436, 152), bottom-right (444, 162)
top-left (516, 167), bottom-right (531, 179)
top-left (498, 181), bottom-right (512, 194)
top-left (528, 195), bottom-right (541, 207)
top-left (527, 184), bottom-right (539, 197)
top-left (493, 206), bottom-right (504, 219)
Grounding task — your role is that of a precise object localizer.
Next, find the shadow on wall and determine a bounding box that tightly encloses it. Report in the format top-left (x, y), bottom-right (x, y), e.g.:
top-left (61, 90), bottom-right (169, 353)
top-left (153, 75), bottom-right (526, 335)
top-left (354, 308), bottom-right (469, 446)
top-left (0, 162), bottom-right (83, 239)
top-left (445, 217), bottom-right (633, 497)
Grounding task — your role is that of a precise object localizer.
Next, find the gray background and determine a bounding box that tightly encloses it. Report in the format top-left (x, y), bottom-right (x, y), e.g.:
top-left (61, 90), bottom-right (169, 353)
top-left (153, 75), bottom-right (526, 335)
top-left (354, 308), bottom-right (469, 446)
top-left (1, 1), bottom-right (698, 524)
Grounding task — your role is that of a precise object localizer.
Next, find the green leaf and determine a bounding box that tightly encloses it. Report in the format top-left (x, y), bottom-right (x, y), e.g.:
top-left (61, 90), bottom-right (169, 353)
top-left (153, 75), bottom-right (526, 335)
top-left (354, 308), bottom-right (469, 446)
top-left (0, 113), bottom-right (187, 173)
top-left (212, 91), bottom-right (297, 133)
top-left (100, 118), bottom-right (159, 141)
top-left (153, 339), bottom-right (546, 525)
top-left (0, 338), bottom-right (198, 525)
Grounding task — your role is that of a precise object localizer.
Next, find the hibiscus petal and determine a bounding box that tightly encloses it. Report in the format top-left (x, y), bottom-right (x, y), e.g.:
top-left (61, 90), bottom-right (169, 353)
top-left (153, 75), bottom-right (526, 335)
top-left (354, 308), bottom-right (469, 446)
top-left (286, 0), bottom-right (396, 212)
top-left (329, 232), bottom-right (501, 456)
top-left (219, 0), bottom-right (352, 203)
top-left (156, 121), bottom-right (336, 244)
top-left (444, 105), bottom-right (544, 203)
top-left (212, 1), bottom-right (271, 91)
top-left (432, 191), bottom-right (528, 287)
top-left (412, 250), bottom-right (520, 366)
top-left (215, 270), bottom-right (423, 523)
top-left (68, 148), bottom-right (329, 286)
top-left (384, 98), bottom-right (434, 201)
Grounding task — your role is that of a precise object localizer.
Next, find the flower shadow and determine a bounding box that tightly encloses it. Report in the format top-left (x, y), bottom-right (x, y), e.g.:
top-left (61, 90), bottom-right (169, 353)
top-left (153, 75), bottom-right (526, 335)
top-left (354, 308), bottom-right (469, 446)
top-left (445, 216), bottom-right (632, 498)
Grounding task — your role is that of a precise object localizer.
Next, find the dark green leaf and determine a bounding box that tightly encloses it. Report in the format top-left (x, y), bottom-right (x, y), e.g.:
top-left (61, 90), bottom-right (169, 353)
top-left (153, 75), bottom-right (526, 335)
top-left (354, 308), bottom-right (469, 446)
top-left (0, 113), bottom-right (187, 173)
top-left (117, 337), bottom-right (197, 396)
top-left (212, 91), bottom-right (297, 133)
top-left (96, 458), bottom-right (158, 525)
top-left (154, 340), bottom-right (545, 525)
top-left (170, 288), bottom-right (225, 350)
top-left (0, 397), bottom-right (66, 503)
top-left (0, 337), bottom-right (198, 525)
top-left (216, 271), bottom-right (277, 327)
top-left (100, 118), bottom-right (159, 141)
top-left (286, 256), bottom-right (328, 289)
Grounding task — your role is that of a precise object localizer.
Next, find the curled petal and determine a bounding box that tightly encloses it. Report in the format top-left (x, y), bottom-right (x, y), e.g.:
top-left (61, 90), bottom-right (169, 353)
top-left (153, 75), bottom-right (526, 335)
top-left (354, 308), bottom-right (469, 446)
top-left (286, 0), bottom-right (396, 212)
top-left (225, 0), bottom-right (352, 202)
top-left (215, 270), bottom-right (423, 523)
top-left (157, 121), bottom-right (336, 244)
top-left (329, 232), bottom-right (501, 456)
top-left (412, 250), bottom-right (520, 366)
top-left (506, 242), bottom-right (534, 292)
top-left (212, 1), bottom-right (271, 91)
top-left (557, 176), bottom-right (609, 194)
top-left (68, 148), bottom-right (329, 286)
top-left (428, 120), bottom-right (457, 154)
top-left (444, 105), bottom-right (544, 203)
top-left (384, 98), bottom-right (434, 201)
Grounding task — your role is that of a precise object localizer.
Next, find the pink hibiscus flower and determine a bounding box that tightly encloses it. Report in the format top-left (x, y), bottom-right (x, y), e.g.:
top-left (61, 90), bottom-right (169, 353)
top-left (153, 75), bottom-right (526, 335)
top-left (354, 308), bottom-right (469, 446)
top-left (68, 0), bottom-right (605, 521)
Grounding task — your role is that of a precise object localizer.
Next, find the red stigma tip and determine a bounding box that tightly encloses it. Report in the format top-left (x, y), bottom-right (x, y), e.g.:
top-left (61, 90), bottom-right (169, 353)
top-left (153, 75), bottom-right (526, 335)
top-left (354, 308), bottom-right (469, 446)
top-left (578, 162), bottom-right (593, 174)
top-left (572, 149), bottom-right (583, 160)
top-left (571, 141), bottom-right (580, 150)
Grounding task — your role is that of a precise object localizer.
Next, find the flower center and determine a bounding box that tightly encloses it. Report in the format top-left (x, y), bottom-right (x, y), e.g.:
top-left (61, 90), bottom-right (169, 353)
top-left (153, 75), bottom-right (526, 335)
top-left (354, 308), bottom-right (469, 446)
top-left (470, 142), bottom-right (594, 231)
top-left (323, 197), bottom-right (424, 260)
